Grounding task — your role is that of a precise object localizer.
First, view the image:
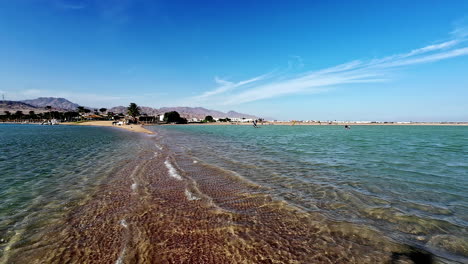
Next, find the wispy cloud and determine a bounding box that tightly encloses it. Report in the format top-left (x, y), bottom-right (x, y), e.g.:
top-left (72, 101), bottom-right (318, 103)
top-left (451, 17), bottom-right (468, 38)
top-left (54, 0), bottom-right (134, 24)
top-left (288, 55), bottom-right (305, 69)
top-left (55, 0), bottom-right (87, 10)
top-left (192, 25), bottom-right (468, 106)
top-left (195, 73), bottom-right (273, 99)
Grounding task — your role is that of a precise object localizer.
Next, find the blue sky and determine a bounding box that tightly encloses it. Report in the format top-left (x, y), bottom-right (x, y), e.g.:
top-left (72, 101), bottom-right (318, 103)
top-left (1, 0), bottom-right (468, 121)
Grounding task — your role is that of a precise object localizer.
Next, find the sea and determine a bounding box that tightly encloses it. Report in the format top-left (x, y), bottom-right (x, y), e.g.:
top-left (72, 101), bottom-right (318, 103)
top-left (0, 123), bottom-right (467, 263)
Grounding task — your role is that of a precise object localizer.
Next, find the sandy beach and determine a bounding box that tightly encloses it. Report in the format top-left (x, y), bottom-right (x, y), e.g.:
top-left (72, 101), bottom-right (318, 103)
top-left (62, 121), bottom-right (155, 134)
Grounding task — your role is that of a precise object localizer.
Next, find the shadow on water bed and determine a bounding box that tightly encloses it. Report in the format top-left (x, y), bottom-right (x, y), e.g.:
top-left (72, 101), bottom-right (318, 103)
top-left (391, 246), bottom-right (434, 264)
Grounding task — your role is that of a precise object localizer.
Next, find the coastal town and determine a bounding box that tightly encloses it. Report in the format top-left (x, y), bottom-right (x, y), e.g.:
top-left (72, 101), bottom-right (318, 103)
top-left (1, 97), bottom-right (467, 126)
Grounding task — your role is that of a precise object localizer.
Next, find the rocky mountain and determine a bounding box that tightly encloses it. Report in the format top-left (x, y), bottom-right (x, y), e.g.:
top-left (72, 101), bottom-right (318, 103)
top-left (1, 97), bottom-right (258, 119)
top-left (108, 106), bottom-right (257, 120)
top-left (108, 106), bottom-right (159, 116)
top-left (0, 101), bottom-right (43, 113)
top-left (226, 110), bottom-right (257, 119)
top-left (21, 97), bottom-right (80, 111)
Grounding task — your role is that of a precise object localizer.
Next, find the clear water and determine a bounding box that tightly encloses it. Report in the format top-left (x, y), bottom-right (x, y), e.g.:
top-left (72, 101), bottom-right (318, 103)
top-left (0, 124), bottom-right (147, 262)
top-left (155, 124), bottom-right (468, 261)
top-left (1, 123), bottom-right (467, 263)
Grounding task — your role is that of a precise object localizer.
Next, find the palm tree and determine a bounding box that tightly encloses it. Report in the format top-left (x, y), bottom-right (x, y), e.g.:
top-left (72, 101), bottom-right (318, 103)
top-left (107, 111), bottom-right (115, 120)
top-left (29, 111), bottom-right (36, 120)
top-left (15, 111), bottom-right (24, 120)
top-left (127, 103), bottom-right (140, 119)
top-left (4, 111), bottom-right (11, 120)
top-left (45, 106), bottom-right (52, 119)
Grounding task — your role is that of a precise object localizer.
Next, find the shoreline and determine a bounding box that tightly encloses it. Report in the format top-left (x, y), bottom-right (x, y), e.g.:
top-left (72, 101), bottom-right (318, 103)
top-left (181, 121), bottom-right (468, 126)
top-left (2, 121), bottom-right (467, 127)
top-left (61, 121), bottom-right (155, 134)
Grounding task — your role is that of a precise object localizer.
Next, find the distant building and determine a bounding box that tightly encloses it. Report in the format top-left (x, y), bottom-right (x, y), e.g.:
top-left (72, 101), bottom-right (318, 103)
top-left (158, 114), bottom-right (164, 122)
top-left (230, 117), bottom-right (254, 122)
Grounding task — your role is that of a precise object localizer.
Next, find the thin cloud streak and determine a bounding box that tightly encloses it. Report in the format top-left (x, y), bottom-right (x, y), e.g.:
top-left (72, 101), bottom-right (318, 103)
top-left (195, 73), bottom-right (273, 99)
top-left (192, 31), bottom-right (468, 106)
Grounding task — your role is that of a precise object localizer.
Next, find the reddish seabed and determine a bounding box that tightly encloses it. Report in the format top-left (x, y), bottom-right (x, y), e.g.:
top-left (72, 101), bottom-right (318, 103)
top-left (7, 141), bottom-right (422, 264)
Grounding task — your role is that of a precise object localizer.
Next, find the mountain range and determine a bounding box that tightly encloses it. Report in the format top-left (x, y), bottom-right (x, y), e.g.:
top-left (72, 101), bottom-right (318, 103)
top-left (0, 101), bottom-right (40, 113)
top-left (108, 106), bottom-right (257, 120)
top-left (21, 97), bottom-right (80, 110)
top-left (0, 97), bottom-right (258, 119)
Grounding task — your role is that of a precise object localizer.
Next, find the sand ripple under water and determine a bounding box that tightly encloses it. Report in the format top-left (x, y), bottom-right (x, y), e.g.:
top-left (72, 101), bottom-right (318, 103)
top-left (3, 137), bottom-right (435, 264)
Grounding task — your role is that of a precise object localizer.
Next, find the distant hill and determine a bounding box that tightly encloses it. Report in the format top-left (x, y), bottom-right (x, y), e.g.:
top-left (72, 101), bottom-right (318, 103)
top-left (21, 97), bottom-right (80, 111)
top-left (108, 106), bottom-right (258, 120)
top-left (226, 110), bottom-right (258, 119)
top-left (1, 97), bottom-right (258, 119)
top-left (0, 101), bottom-right (42, 113)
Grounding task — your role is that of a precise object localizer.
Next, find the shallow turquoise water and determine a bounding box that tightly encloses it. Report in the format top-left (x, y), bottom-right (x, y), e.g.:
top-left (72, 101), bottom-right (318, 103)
top-left (0, 124), bottom-right (146, 260)
top-left (1, 124), bottom-right (467, 262)
top-left (155, 125), bottom-right (468, 261)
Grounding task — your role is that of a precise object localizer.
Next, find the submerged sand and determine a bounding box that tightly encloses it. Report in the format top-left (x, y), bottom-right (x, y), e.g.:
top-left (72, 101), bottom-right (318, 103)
top-left (62, 121), bottom-right (155, 134)
top-left (5, 132), bottom-right (433, 264)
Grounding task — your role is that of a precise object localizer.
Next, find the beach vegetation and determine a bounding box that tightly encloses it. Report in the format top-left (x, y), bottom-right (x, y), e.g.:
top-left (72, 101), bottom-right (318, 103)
top-left (163, 111), bottom-right (187, 124)
top-left (127, 103), bottom-right (141, 119)
top-left (14, 111), bottom-right (24, 119)
top-left (204, 115), bottom-right (215, 122)
top-left (164, 111), bottom-right (181, 123)
top-left (218, 117), bottom-right (231, 122)
top-left (29, 111), bottom-right (37, 119)
top-left (0, 109), bottom-right (82, 122)
top-left (63, 111), bottom-right (80, 121)
top-left (44, 106), bottom-right (52, 119)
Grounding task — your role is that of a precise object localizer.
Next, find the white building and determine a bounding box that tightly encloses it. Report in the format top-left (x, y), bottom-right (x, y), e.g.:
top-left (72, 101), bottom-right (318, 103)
top-left (230, 117), bottom-right (254, 122)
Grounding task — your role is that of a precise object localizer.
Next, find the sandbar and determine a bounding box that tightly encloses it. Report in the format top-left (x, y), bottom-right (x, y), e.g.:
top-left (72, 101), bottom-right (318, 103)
top-left (62, 121), bottom-right (155, 134)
